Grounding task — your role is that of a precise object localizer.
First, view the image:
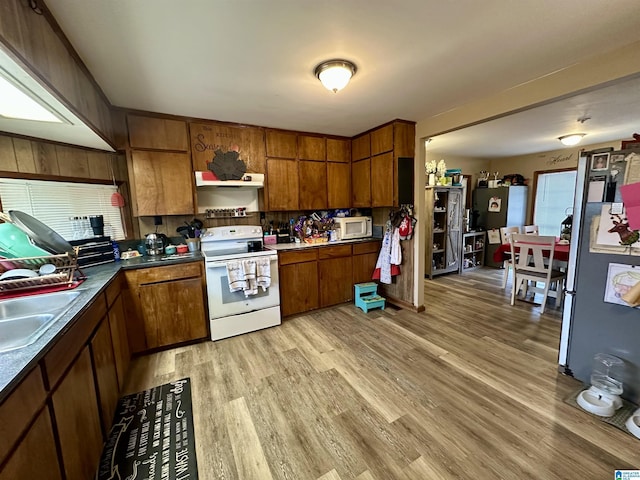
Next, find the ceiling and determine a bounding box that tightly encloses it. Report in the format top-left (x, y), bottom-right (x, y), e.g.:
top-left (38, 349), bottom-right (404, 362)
top-left (426, 75), bottom-right (640, 158)
top-left (43, 0), bottom-right (640, 156)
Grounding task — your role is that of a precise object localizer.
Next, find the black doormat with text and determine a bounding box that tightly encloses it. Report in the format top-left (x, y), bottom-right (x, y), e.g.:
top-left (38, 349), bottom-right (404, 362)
top-left (96, 377), bottom-right (198, 480)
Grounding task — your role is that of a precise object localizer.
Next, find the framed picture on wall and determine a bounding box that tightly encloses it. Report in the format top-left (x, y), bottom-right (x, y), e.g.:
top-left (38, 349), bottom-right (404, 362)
top-left (591, 153), bottom-right (610, 171)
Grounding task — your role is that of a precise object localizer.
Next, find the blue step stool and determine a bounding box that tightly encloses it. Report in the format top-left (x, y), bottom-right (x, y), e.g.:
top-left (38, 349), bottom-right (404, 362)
top-left (354, 282), bottom-right (386, 313)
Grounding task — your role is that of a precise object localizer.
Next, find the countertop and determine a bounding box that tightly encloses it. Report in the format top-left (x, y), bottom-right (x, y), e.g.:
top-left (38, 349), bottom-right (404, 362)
top-left (265, 237), bottom-right (381, 251)
top-left (0, 252), bottom-right (204, 403)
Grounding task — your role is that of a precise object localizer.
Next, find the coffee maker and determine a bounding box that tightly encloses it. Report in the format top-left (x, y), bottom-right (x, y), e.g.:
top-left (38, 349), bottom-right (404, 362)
top-left (145, 232), bottom-right (169, 255)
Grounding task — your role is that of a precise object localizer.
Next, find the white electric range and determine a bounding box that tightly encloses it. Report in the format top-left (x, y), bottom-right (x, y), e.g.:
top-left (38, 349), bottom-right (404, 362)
top-left (200, 225), bottom-right (280, 341)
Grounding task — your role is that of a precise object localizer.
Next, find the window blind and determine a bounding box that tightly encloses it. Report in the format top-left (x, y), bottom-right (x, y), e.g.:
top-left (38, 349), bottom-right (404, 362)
top-left (0, 178), bottom-right (125, 241)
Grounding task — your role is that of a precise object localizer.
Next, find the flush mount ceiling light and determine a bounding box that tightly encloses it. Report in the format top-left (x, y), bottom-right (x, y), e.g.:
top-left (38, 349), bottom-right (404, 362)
top-left (0, 67), bottom-right (64, 123)
top-left (314, 59), bottom-right (357, 93)
top-left (558, 133), bottom-right (586, 146)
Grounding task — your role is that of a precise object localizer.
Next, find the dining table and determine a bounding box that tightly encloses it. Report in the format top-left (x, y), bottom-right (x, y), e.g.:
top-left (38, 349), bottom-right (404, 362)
top-left (493, 240), bottom-right (570, 264)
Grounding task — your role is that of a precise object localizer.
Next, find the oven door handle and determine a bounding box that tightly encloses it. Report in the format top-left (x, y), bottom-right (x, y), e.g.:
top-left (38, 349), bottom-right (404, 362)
top-left (207, 256), bottom-right (278, 268)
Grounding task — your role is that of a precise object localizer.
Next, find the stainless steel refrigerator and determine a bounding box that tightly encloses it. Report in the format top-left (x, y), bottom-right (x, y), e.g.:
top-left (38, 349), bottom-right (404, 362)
top-left (559, 149), bottom-right (640, 403)
top-left (472, 186), bottom-right (527, 267)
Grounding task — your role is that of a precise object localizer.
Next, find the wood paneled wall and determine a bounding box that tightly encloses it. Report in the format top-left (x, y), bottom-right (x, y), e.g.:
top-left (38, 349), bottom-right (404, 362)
top-left (0, 0), bottom-right (115, 146)
top-left (0, 133), bottom-right (134, 237)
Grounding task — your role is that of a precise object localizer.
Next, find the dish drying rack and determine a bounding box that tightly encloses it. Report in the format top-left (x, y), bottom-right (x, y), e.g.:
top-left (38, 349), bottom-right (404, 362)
top-left (0, 249), bottom-right (82, 294)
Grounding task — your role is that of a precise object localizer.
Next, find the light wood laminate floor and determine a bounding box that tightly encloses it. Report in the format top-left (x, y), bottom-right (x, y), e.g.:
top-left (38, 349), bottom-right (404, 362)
top-left (123, 267), bottom-right (638, 479)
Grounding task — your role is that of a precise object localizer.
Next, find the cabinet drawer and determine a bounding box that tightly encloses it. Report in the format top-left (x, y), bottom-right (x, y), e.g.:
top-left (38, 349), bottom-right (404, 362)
top-left (0, 368), bottom-right (46, 465)
top-left (43, 295), bottom-right (107, 388)
top-left (318, 244), bottom-right (352, 259)
top-left (136, 262), bottom-right (202, 285)
top-left (279, 249), bottom-right (318, 266)
top-left (105, 273), bottom-right (122, 307)
top-left (353, 241), bottom-right (381, 255)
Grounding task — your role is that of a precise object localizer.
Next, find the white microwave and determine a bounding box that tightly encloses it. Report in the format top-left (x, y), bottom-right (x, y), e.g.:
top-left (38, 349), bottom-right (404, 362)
top-left (335, 216), bottom-right (372, 240)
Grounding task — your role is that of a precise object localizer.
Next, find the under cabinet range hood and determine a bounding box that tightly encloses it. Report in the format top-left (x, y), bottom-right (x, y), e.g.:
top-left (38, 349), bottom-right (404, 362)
top-left (195, 171), bottom-right (264, 188)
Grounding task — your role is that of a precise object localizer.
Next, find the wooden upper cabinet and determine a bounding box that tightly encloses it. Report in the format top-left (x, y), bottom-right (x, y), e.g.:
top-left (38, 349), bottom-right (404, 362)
top-left (299, 160), bottom-right (327, 210)
top-left (127, 115), bottom-right (189, 151)
top-left (298, 135), bottom-right (326, 161)
top-left (266, 130), bottom-right (297, 159)
top-left (370, 124), bottom-right (394, 156)
top-left (190, 123), bottom-right (266, 173)
top-left (130, 151), bottom-right (194, 216)
top-left (371, 152), bottom-right (394, 207)
top-left (351, 134), bottom-right (370, 161)
top-left (394, 121), bottom-right (416, 158)
top-left (352, 158), bottom-right (371, 207)
top-left (327, 162), bottom-right (351, 209)
top-left (266, 158), bottom-right (299, 211)
top-left (326, 138), bottom-right (351, 163)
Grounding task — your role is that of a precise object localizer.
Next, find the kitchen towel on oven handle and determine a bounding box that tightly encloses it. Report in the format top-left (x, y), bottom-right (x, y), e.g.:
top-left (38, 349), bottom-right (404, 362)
top-left (226, 259), bottom-right (271, 296)
top-left (255, 257), bottom-right (271, 292)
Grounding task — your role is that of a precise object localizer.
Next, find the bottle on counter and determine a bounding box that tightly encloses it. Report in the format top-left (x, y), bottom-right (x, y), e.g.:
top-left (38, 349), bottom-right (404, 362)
top-left (112, 241), bottom-right (121, 261)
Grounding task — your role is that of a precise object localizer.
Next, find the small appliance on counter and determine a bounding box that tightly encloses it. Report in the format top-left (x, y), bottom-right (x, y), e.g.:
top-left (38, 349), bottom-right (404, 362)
top-left (334, 216), bottom-right (372, 240)
top-left (144, 232), bottom-right (169, 256)
top-left (69, 236), bottom-right (115, 267)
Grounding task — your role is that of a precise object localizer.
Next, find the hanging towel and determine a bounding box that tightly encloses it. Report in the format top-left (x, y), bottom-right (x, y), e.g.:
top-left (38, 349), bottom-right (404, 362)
top-left (256, 257), bottom-right (271, 292)
top-left (372, 226), bottom-right (401, 284)
top-left (391, 227), bottom-right (402, 266)
top-left (226, 261), bottom-right (246, 293)
top-left (242, 259), bottom-right (258, 296)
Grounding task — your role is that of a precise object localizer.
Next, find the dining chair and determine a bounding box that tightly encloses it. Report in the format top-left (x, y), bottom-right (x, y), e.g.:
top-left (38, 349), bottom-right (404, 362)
top-left (499, 226), bottom-right (520, 288)
top-left (523, 225), bottom-right (539, 235)
top-left (509, 233), bottom-right (566, 314)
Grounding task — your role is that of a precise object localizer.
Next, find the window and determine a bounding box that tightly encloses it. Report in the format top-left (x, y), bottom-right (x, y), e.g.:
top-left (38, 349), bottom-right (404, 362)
top-left (533, 170), bottom-right (577, 236)
top-left (0, 178), bottom-right (125, 241)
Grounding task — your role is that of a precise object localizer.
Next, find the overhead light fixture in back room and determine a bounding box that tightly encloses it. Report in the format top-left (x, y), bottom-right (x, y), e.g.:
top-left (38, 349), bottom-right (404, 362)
top-left (558, 133), bottom-right (586, 146)
top-left (314, 59), bottom-right (357, 93)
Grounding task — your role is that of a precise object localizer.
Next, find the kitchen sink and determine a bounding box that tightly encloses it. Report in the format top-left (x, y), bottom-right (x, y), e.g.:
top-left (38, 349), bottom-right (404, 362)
top-left (0, 290), bottom-right (84, 353)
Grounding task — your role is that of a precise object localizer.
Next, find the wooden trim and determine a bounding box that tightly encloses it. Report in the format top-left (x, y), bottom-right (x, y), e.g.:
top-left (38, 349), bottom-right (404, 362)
top-left (531, 167), bottom-right (577, 223)
top-left (37, 1), bottom-right (113, 108)
top-left (0, 171), bottom-right (121, 186)
top-left (354, 118), bottom-right (417, 137)
top-left (384, 294), bottom-right (423, 312)
top-left (0, 131), bottom-right (120, 154)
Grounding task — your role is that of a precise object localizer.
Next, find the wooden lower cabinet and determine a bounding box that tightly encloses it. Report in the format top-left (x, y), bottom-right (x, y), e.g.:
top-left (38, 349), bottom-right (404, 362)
top-left (319, 257), bottom-right (353, 307)
top-left (352, 241), bottom-right (381, 285)
top-left (90, 318), bottom-right (120, 435)
top-left (279, 250), bottom-right (319, 317)
top-left (318, 245), bottom-right (353, 307)
top-left (51, 346), bottom-right (104, 480)
top-left (279, 243), bottom-right (381, 316)
top-left (0, 408), bottom-right (62, 480)
top-left (124, 262), bottom-right (208, 352)
top-left (108, 294), bottom-right (130, 390)
top-left (139, 277), bottom-right (207, 348)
